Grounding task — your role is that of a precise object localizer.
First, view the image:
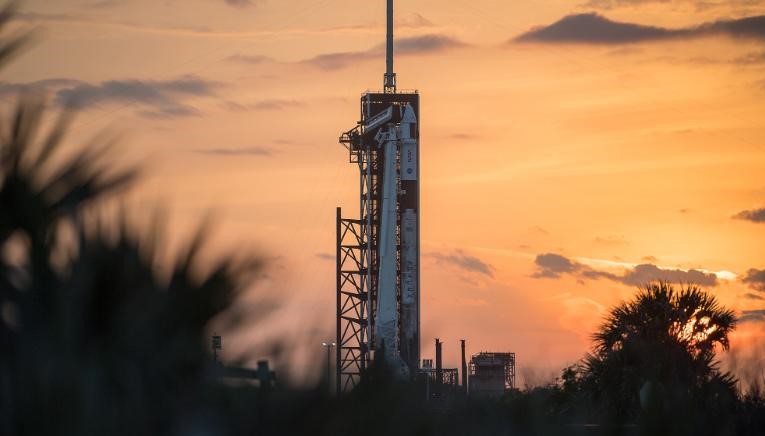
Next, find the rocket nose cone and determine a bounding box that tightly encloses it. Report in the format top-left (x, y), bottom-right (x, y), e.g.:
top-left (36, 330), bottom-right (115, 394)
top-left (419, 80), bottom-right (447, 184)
top-left (402, 105), bottom-right (417, 123)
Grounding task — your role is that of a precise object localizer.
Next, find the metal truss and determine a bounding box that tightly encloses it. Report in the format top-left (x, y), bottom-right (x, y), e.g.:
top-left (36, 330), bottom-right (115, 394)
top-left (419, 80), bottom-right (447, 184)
top-left (337, 99), bottom-right (385, 392)
top-left (469, 352), bottom-right (517, 391)
top-left (336, 208), bottom-right (369, 393)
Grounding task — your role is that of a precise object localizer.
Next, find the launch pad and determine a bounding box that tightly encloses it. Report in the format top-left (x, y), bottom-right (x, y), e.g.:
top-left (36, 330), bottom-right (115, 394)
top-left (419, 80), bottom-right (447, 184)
top-left (336, 89), bottom-right (420, 391)
top-left (334, 1), bottom-right (515, 395)
top-left (335, 0), bottom-right (421, 392)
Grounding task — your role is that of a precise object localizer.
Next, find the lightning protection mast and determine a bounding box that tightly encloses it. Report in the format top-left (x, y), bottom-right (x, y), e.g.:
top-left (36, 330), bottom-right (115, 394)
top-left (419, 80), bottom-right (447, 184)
top-left (335, 0), bottom-right (421, 393)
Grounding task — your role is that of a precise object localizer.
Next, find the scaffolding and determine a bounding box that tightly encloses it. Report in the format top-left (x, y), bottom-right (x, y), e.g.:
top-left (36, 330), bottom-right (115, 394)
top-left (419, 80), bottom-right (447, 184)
top-left (335, 208), bottom-right (368, 392)
top-left (469, 352), bottom-right (516, 397)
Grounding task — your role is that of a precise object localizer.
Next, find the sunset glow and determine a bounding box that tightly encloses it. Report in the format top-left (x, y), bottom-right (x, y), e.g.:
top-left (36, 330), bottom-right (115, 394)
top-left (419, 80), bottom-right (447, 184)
top-left (4, 0), bottom-right (764, 384)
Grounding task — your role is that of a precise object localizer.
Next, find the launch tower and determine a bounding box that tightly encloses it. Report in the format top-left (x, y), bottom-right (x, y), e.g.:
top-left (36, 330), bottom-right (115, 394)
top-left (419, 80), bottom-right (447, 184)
top-left (336, 0), bottom-right (421, 392)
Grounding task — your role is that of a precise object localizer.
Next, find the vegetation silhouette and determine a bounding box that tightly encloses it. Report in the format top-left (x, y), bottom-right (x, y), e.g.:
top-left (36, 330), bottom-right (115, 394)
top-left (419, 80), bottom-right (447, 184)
top-left (0, 4), bottom-right (264, 434)
top-left (1, 2), bottom-right (764, 435)
top-left (566, 283), bottom-right (740, 434)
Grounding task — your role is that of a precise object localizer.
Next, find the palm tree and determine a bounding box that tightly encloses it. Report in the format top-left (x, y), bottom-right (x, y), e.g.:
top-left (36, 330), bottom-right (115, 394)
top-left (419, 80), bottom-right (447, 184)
top-left (580, 281), bottom-right (737, 432)
top-left (0, 5), bottom-right (264, 435)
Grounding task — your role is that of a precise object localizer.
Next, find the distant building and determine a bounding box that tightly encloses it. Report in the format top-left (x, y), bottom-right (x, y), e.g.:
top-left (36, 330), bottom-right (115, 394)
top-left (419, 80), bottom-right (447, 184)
top-left (468, 352), bottom-right (516, 397)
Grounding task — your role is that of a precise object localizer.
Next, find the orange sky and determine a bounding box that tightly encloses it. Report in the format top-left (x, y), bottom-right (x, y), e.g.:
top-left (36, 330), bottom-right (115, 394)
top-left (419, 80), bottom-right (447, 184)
top-left (3, 0), bottom-right (765, 386)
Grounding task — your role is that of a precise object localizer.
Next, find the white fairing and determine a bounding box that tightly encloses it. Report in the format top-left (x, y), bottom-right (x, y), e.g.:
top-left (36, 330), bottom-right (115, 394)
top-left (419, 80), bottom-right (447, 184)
top-left (375, 122), bottom-right (409, 378)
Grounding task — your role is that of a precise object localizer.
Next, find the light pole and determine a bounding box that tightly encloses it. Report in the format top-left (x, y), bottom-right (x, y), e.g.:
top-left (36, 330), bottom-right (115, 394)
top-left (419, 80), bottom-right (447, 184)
top-left (322, 341), bottom-right (336, 393)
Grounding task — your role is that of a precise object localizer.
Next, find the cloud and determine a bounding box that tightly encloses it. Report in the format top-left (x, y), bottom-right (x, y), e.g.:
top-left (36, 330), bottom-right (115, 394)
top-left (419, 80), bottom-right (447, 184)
top-left (86, 1), bottom-right (122, 8)
top-left (619, 264), bottom-right (718, 286)
top-left (395, 34), bottom-right (466, 54)
top-left (733, 207), bottom-right (765, 223)
top-left (303, 51), bottom-right (376, 71)
top-left (52, 76), bottom-right (218, 118)
top-left (742, 268), bottom-right (765, 292)
top-left (514, 13), bottom-right (765, 44)
top-left (303, 34), bottom-right (466, 70)
top-left (740, 309), bottom-right (765, 323)
top-left (529, 226), bottom-right (550, 235)
top-left (315, 253), bottom-right (334, 261)
top-left (194, 146), bottom-right (273, 156)
top-left (225, 0), bottom-right (256, 7)
top-left (581, 0), bottom-right (765, 12)
top-left (533, 253), bottom-right (719, 286)
top-left (223, 99), bottom-right (302, 111)
top-left (449, 133), bottom-right (480, 140)
top-left (743, 293), bottom-right (764, 300)
top-left (594, 235), bottom-right (628, 246)
top-left (138, 106), bottom-right (201, 119)
top-left (225, 54), bottom-right (273, 64)
top-left (429, 250), bottom-right (495, 278)
top-left (734, 51), bottom-right (765, 64)
top-left (533, 253), bottom-right (580, 278)
top-left (13, 12), bottom-right (80, 24)
top-left (580, 0), bottom-right (673, 9)
top-left (0, 78), bottom-right (82, 97)
top-left (395, 13), bottom-right (434, 29)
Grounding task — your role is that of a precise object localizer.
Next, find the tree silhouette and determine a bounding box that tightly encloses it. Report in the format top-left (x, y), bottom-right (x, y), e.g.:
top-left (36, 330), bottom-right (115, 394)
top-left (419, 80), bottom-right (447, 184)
top-left (0, 5), bottom-right (263, 435)
top-left (580, 281), bottom-right (737, 433)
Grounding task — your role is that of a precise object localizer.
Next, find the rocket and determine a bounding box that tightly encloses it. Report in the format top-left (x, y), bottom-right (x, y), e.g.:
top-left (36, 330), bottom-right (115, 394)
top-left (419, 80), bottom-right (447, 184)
top-left (398, 104), bottom-right (419, 373)
top-left (372, 103), bottom-right (419, 378)
top-left (336, 0), bottom-right (421, 388)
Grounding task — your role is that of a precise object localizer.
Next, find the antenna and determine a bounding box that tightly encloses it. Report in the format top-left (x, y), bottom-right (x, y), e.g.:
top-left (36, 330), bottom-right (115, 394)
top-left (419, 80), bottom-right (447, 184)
top-left (384, 0), bottom-right (396, 93)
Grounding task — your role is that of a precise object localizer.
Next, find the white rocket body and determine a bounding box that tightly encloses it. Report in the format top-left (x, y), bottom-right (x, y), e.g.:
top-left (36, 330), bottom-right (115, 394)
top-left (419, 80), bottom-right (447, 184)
top-left (398, 105), bottom-right (419, 369)
top-left (375, 123), bottom-right (409, 378)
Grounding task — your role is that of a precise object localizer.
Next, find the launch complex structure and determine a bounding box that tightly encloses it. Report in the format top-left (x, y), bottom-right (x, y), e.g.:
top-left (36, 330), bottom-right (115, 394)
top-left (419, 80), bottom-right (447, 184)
top-left (334, 1), bottom-right (516, 396)
top-left (335, 0), bottom-right (421, 392)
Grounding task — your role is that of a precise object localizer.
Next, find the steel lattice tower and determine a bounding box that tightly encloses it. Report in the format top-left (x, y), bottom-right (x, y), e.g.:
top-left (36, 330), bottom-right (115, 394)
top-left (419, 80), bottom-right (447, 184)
top-left (336, 0), bottom-right (421, 392)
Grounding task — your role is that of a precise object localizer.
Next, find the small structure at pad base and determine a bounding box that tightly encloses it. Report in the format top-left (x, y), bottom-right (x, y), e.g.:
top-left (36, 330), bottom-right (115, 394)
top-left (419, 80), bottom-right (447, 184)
top-left (469, 352), bottom-right (516, 397)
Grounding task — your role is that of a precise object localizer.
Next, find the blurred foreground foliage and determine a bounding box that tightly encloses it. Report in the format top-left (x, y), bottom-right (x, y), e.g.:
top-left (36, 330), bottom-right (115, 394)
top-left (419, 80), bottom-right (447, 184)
top-left (1, 2), bottom-right (764, 435)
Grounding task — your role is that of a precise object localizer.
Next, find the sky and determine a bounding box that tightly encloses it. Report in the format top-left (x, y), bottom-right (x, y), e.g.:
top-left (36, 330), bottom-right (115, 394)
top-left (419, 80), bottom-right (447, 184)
top-left (3, 0), bottom-right (765, 385)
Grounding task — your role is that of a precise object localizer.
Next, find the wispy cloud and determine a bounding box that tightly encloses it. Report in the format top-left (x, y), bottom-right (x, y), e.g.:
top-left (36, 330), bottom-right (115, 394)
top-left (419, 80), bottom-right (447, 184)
top-left (740, 309), bottom-right (765, 323)
top-left (395, 34), bottom-right (466, 54)
top-left (581, 0), bottom-right (765, 13)
top-left (593, 235), bottom-right (628, 246)
top-left (580, 0), bottom-right (664, 9)
top-left (448, 133), bottom-right (480, 140)
top-left (85, 1), bottom-right (122, 9)
top-left (428, 250), bottom-right (495, 278)
top-left (533, 252), bottom-right (720, 286)
top-left (138, 106), bottom-right (201, 119)
top-left (742, 268), bottom-right (765, 292)
top-left (733, 207), bottom-right (765, 223)
top-left (529, 226), bottom-right (550, 236)
top-left (514, 13), bottom-right (765, 44)
top-left (734, 51), bottom-right (765, 65)
top-left (194, 146), bottom-right (273, 156)
top-left (222, 99), bottom-right (302, 111)
top-left (52, 76), bottom-right (218, 118)
top-left (0, 78), bottom-right (82, 97)
top-left (225, 54), bottom-right (273, 64)
top-left (395, 13), bottom-right (434, 29)
top-left (225, 0), bottom-right (257, 7)
top-left (303, 34), bottom-right (466, 70)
